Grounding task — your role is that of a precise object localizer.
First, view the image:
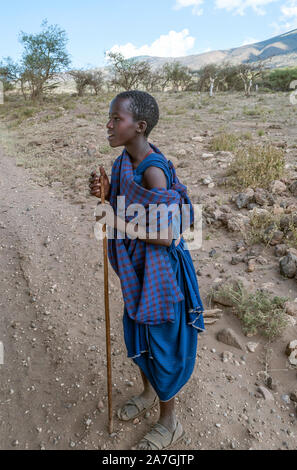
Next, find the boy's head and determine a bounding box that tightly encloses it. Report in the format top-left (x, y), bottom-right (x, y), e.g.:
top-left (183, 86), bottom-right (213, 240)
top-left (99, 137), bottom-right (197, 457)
top-left (107, 90), bottom-right (159, 147)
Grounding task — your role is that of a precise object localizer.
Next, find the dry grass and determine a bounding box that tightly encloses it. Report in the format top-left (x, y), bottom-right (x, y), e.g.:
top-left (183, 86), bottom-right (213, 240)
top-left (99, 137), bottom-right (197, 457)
top-left (210, 281), bottom-right (289, 341)
top-left (209, 132), bottom-right (239, 152)
top-left (0, 90), bottom-right (296, 204)
top-left (247, 209), bottom-right (297, 249)
top-left (226, 143), bottom-right (286, 190)
top-left (247, 210), bottom-right (281, 246)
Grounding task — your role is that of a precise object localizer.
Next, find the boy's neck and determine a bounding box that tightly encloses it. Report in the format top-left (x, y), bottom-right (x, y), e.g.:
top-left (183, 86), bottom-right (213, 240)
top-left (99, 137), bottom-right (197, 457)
top-left (125, 139), bottom-right (152, 166)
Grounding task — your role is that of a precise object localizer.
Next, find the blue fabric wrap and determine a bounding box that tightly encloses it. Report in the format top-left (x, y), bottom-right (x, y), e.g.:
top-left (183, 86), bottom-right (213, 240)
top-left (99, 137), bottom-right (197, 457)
top-left (133, 154), bottom-right (180, 239)
top-left (122, 151), bottom-right (205, 401)
top-left (107, 143), bottom-right (202, 325)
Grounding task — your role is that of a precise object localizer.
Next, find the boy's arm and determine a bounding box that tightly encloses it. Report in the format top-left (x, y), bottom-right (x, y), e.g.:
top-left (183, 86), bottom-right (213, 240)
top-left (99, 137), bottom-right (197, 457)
top-left (104, 212), bottom-right (173, 247)
top-left (140, 166), bottom-right (173, 247)
top-left (96, 166), bottom-right (173, 247)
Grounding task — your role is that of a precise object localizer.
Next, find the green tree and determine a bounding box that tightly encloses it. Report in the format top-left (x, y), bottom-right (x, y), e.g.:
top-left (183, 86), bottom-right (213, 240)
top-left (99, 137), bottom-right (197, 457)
top-left (19, 19), bottom-right (71, 101)
top-left (237, 62), bottom-right (264, 96)
top-left (87, 70), bottom-right (105, 95)
top-left (69, 70), bottom-right (91, 96)
top-left (161, 62), bottom-right (193, 92)
top-left (0, 56), bottom-right (19, 91)
top-left (197, 64), bottom-right (221, 95)
top-left (266, 67), bottom-right (297, 91)
top-left (106, 51), bottom-right (151, 91)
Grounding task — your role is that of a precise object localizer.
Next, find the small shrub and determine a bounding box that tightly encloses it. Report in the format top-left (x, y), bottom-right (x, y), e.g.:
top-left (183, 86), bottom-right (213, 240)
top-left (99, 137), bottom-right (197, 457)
top-left (167, 108), bottom-right (186, 115)
top-left (210, 281), bottom-right (289, 340)
top-left (193, 113), bottom-right (201, 121)
top-left (241, 132), bottom-right (252, 140)
top-left (243, 105), bottom-right (262, 116)
top-left (188, 102), bottom-right (196, 109)
top-left (209, 107), bottom-right (220, 114)
top-left (100, 145), bottom-right (110, 154)
top-left (22, 108), bottom-right (35, 118)
top-left (209, 132), bottom-right (239, 152)
top-left (247, 211), bottom-right (280, 246)
top-left (63, 101), bottom-right (76, 110)
top-left (258, 129), bottom-right (265, 137)
top-left (227, 143), bottom-right (286, 189)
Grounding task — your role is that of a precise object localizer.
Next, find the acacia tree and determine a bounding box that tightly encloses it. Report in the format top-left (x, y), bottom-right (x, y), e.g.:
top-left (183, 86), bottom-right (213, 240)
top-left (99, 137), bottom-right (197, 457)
top-left (19, 19), bottom-right (71, 101)
top-left (197, 64), bottom-right (222, 96)
top-left (237, 62), bottom-right (265, 96)
top-left (106, 51), bottom-right (151, 90)
top-left (88, 70), bottom-right (105, 95)
top-left (139, 69), bottom-right (164, 92)
top-left (69, 70), bottom-right (90, 96)
top-left (0, 57), bottom-right (19, 92)
top-left (161, 62), bottom-right (193, 91)
top-left (69, 69), bottom-right (105, 96)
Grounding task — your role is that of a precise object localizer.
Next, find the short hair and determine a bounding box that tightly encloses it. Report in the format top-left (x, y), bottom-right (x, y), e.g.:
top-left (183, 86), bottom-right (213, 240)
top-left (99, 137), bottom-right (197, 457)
top-left (115, 90), bottom-right (159, 137)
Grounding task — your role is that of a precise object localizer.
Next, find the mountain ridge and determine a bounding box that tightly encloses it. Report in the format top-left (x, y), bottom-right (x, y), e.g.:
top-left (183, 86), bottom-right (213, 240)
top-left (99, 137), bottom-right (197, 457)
top-left (128, 28), bottom-right (297, 70)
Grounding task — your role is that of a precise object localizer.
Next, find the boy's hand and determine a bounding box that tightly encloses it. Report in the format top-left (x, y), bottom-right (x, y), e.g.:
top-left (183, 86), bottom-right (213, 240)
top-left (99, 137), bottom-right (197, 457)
top-left (89, 166), bottom-right (110, 201)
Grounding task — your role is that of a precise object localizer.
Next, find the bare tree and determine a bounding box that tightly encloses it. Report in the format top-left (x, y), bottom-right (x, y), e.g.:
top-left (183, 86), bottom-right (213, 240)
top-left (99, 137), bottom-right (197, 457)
top-left (160, 62), bottom-right (193, 92)
top-left (237, 62), bottom-right (265, 96)
top-left (140, 69), bottom-right (164, 92)
top-left (105, 51), bottom-right (151, 91)
top-left (197, 64), bottom-right (221, 96)
top-left (87, 70), bottom-right (105, 95)
top-left (69, 70), bottom-right (90, 96)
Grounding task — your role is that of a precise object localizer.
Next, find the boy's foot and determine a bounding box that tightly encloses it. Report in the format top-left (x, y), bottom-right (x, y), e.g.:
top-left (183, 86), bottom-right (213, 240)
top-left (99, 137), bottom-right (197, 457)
top-left (117, 392), bottom-right (158, 421)
top-left (134, 419), bottom-right (185, 450)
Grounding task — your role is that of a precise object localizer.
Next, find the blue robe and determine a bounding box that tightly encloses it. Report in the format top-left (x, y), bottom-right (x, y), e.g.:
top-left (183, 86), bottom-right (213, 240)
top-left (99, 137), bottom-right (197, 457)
top-left (122, 153), bottom-right (205, 402)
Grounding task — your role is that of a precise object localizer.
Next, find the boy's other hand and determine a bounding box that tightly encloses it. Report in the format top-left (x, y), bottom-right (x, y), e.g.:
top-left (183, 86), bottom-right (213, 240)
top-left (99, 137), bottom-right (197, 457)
top-left (89, 166), bottom-right (110, 201)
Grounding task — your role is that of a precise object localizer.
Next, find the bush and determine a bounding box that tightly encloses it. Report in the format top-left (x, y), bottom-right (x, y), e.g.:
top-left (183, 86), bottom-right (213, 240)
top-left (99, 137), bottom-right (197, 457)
top-left (227, 143), bottom-right (285, 189)
top-left (210, 281), bottom-right (289, 340)
top-left (266, 67), bottom-right (297, 91)
top-left (209, 132), bottom-right (239, 151)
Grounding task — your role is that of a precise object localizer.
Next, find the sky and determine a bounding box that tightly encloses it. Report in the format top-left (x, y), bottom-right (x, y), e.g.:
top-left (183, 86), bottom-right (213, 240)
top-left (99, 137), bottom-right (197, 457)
top-left (0, 0), bottom-right (297, 69)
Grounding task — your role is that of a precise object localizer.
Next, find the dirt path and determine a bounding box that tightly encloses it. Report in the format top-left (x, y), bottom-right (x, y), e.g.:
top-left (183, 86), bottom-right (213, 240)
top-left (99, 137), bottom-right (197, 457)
top-left (0, 148), bottom-right (296, 450)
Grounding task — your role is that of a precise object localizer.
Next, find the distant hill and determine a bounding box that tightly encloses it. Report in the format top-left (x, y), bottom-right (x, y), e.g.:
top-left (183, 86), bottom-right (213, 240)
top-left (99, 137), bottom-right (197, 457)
top-left (130, 28), bottom-right (297, 71)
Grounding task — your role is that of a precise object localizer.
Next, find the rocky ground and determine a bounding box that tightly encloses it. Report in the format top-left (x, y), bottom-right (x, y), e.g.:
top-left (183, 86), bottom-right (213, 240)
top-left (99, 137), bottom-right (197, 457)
top-left (0, 90), bottom-right (296, 450)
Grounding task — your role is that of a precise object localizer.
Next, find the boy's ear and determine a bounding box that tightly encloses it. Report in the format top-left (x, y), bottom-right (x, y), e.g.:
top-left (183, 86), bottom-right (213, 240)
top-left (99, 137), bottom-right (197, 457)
top-left (137, 120), bottom-right (148, 135)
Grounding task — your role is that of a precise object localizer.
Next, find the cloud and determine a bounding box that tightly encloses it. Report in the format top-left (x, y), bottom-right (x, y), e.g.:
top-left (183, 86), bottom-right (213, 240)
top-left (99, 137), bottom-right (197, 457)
top-left (241, 37), bottom-right (259, 45)
top-left (271, 0), bottom-right (297, 33)
top-left (215, 0), bottom-right (279, 16)
top-left (173, 0), bottom-right (204, 15)
top-left (107, 29), bottom-right (196, 58)
top-left (281, 0), bottom-right (297, 19)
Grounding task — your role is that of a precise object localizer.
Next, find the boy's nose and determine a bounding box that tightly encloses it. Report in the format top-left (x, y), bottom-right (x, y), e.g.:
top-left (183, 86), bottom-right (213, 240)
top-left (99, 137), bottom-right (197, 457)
top-left (106, 119), bottom-right (113, 129)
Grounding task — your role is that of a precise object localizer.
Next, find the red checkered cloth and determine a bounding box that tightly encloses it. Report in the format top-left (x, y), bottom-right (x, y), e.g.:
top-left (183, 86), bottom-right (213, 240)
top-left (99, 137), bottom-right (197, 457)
top-left (107, 143), bottom-right (195, 325)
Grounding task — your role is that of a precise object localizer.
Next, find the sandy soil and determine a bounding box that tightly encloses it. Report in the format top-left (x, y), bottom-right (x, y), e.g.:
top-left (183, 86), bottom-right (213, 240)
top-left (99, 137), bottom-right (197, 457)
top-left (0, 91), bottom-right (296, 450)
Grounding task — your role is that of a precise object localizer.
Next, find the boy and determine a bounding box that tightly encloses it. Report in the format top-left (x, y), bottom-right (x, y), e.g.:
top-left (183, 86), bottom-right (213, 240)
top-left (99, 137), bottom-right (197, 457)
top-left (89, 90), bottom-right (204, 450)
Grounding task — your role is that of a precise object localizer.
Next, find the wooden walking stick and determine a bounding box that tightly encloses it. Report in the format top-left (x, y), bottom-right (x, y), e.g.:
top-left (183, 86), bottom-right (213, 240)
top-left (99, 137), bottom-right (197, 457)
top-left (99, 174), bottom-right (113, 434)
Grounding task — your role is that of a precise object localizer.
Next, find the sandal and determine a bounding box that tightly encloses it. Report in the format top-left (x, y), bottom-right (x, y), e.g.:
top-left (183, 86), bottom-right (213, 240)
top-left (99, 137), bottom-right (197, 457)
top-left (134, 419), bottom-right (185, 450)
top-left (117, 394), bottom-right (158, 421)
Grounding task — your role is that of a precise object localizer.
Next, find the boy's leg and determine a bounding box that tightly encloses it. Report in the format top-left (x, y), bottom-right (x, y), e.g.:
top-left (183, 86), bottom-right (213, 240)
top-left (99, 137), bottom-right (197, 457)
top-left (139, 368), bottom-right (157, 399)
top-left (117, 367), bottom-right (157, 421)
top-left (140, 368), bottom-right (177, 432)
top-left (135, 394), bottom-right (180, 450)
top-left (159, 397), bottom-right (177, 432)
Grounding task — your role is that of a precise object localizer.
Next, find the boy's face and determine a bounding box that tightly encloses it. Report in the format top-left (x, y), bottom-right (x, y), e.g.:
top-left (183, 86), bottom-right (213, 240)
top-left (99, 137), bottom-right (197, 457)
top-left (106, 97), bottom-right (140, 148)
